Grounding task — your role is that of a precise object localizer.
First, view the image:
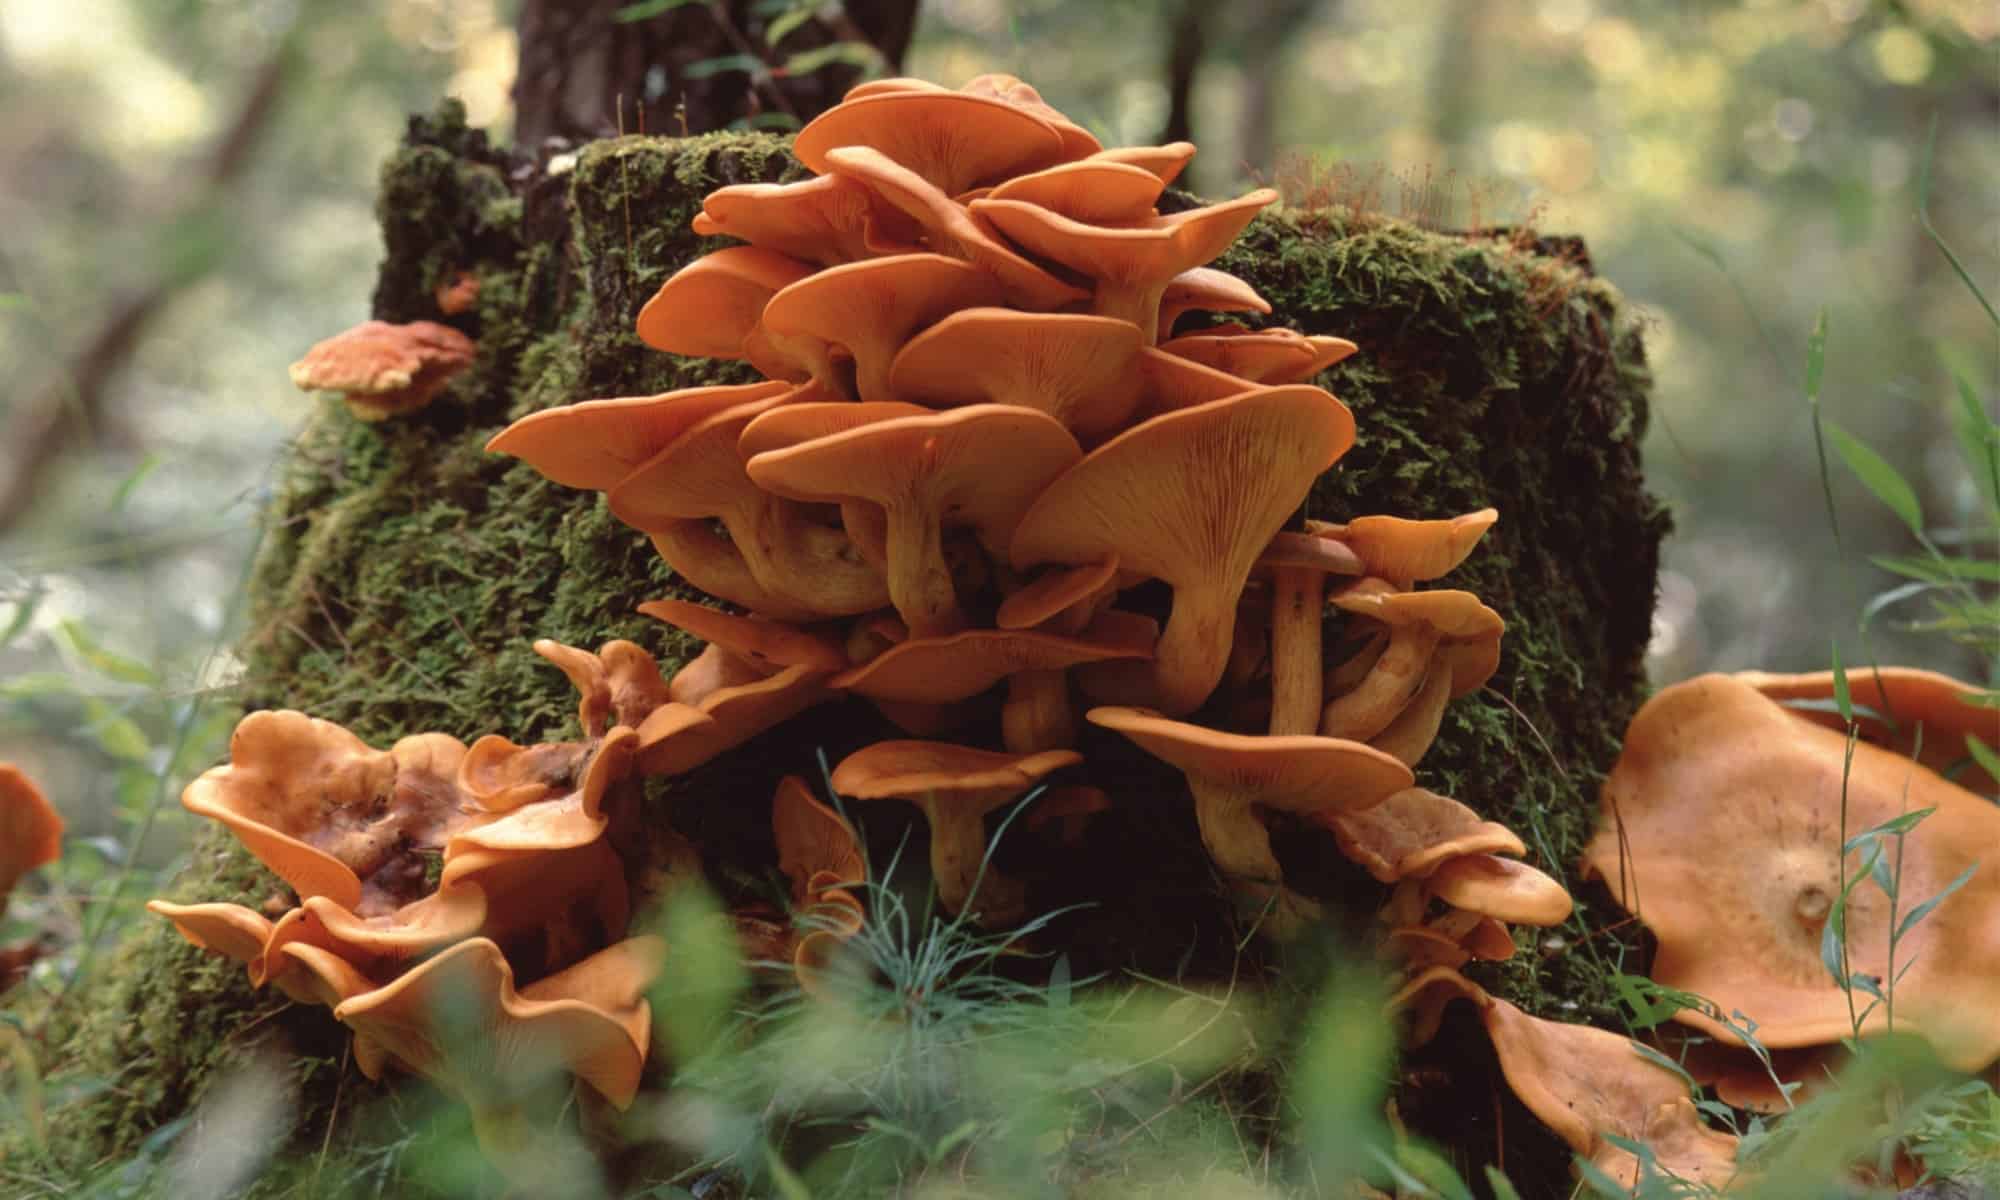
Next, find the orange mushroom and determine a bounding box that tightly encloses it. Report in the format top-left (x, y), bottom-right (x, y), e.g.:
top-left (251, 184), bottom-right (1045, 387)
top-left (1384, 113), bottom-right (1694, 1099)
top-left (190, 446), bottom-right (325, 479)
top-left (831, 742), bottom-right (1078, 924)
top-left (1012, 386), bottom-right (1354, 716)
top-left (1735, 665), bottom-right (1999, 794)
top-left (1087, 706), bottom-right (1413, 936)
top-left (1307, 508), bottom-right (1499, 588)
top-left (693, 173), bottom-right (919, 266)
top-left (793, 89), bottom-right (1067, 195)
top-left (1321, 585), bottom-right (1504, 741)
top-left (1085, 141), bottom-right (1196, 186)
top-left (532, 638), bottom-right (675, 736)
top-left (289, 319), bottom-right (476, 421)
top-left (1156, 268), bottom-right (1271, 340)
top-left (985, 159), bottom-right (1164, 224)
top-left (486, 379), bottom-right (794, 493)
top-left (0, 765), bottom-right (60, 919)
top-left (1157, 324), bottom-right (1358, 384)
top-left (886, 308), bottom-right (1147, 442)
top-left (1582, 673), bottom-right (2000, 1070)
top-left (634, 246), bottom-right (812, 365)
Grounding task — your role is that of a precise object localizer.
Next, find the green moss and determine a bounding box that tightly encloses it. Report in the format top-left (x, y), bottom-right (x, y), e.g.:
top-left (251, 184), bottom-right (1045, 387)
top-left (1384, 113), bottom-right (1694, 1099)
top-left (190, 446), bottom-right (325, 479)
top-left (3, 122), bottom-right (1663, 1193)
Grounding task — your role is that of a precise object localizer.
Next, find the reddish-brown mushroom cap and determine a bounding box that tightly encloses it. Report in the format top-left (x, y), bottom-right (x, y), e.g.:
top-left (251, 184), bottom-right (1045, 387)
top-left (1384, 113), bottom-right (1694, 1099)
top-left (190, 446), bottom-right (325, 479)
top-left (1156, 268), bottom-right (1271, 338)
top-left (1582, 673), bottom-right (2000, 1068)
top-left (1323, 787), bottom-right (1526, 883)
top-left (985, 159), bottom-right (1164, 223)
top-left (1158, 325), bottom-right (1358, 384)
top-left (1425, 854), bottom-right (1574, 926)
top-left (1088, 706), bottom-right (1413, 935)
top-left (831, 741), bottom-right (1079, 922)
top-left (693, 173), bottom-right (919, 266)
top-left (757, 253), bottom-right (1009, 402)
top-left (634, 246), bottom-right (812, 361)
top-left (1012, 386), bottom-right (1354, 715)
top-left (823, 146), bottom-right (1088, 311)
top-left (971, 190), bottom-right (1279, 342)
top-left (289, 320), bottom-right (476, 421)
top-left (886, 308), bottom-right (1146, 441)
top-left (749, 404), bottom-right (1081, 637)
top-left (446, 728), bottom-right (639, 858)
top-left (794, 90), bottom-right (1067, 195)
top-left (0, 764), bottom-right (61, 918)
top-left (486, 379), bottom-right (793, 492)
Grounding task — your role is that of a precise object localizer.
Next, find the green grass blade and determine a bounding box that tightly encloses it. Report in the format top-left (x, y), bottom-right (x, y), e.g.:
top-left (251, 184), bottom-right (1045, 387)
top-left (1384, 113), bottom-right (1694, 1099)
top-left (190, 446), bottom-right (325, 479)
top-left (1825, 421), bottom-right (1924, 535)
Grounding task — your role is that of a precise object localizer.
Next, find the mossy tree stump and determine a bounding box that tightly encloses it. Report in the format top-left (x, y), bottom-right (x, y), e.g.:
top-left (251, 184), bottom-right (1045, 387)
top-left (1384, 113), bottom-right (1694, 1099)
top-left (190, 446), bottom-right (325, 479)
top-left (6, 106), bottom-right (1667, 1194)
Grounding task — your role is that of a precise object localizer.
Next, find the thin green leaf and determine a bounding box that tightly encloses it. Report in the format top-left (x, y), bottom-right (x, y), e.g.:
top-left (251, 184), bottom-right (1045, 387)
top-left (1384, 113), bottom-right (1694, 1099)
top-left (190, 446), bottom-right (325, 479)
top-left (685, 53), bottom-right (765, 80)
top-left (763, 4), bottom-right (817, 45)
top-left (111, 454), bottom-right (160, 512)
top-left (1870, 555), bottom-right (2000, 585)
top-left (1804, 308), bottom-right (1827, 402)
top-left (613, 0), bottom-right (706, 21)
top-left (1483, 1166), bottom-right (1525, 1200)
top-left (1830, 639), bottom-right (1853, 724)
top-left (1825, 421), bottom-right (1924, 535)
top-left (1965, 734), bottom-right (2000, 784)
top-left (782, 41), bottom-right (880, 76)
top-left (1630, 1041), bottom-right (1697, 1093)
top-left (1946, 359), bottom-right (2000, 516)
top-left (1861, 580), bottom-right (1941, 634)
top-left (1394, 1140), bottom-right (1476, 1200)
top-left (1897, 862), bottom-right (1978, 941)
top-left (1916, 114), bottom-right (1999, 328)
top-left (765, 1143), bottom-right (812, 1200)
top-left (0, 592), bottom-right (42, 649)
top-left (1849, 807), bottom-right (1936, 844)
top-left (59, 620), bottom-right (158, 685)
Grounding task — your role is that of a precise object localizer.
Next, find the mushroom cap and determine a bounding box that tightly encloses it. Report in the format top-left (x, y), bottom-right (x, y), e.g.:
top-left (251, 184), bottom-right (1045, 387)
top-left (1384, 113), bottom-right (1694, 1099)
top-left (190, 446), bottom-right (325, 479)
top-left (260, 885), bottom-right (490, 983)
top-left (1331, 586), bottom-right (1505, 697)
top-left (758, 253), bottom-right (1009, 402)
top-left (445, 728), bottom-right (638, 858)
top-left (830, 611), bottom-right (1156, 703)
top-left (887, 308), bottom-right (1146, 441)
top-left (822, 146), bottom-right (1088, 311)
top-left (1157, 268), bottom-right (1270, 337)
top-left (1158, 325), bottom-right (1359, 384)
top-left (147, 900), bottom-right (277, 973)
top-left (532, 638), bottom-right (674, 737)
top-left (635, 246), bottom-right (812, 359)
top-left (1012, 386), bottom-right (1354, 715)
top-left (638, 599), bottom-right (847, 674)
top-left (985, 159), bottom-right (1164, 223)
top-left (693, 173), bottom-right (918, 266)
top-left (832, 741), bottom-right (1080, 805)
top-left (1313, 508), bottom-right (1499, 586)
top-left (1085, 142), bottom-right (1196, 186)
top-left (996, 557), bottom-right (1121, 630)
top-left (971, 190), bottom-right (1278, 340)
top-left (1735, 665), bottom-right (1999, 794)
top-left (957, 73), bottom-right (1102, 161)
top-left (794, 90), bottom-right (1067, 195)
top-left (1582, 673), bottom-right (2000, 1067)
top-left (0, 764), bottom-right (61, 913)
top-left (736, 400), bottom-right (932, 460)
top-left (1425, 854), bottom-right (1573, 926)
top-left (1257, 530), bottom-right (1367, 579)
top-left (1086, 706), bottom-right (1413, 815)
top-left (637, 661), bottom-right (832, 776)
top-left (486, 379), bottom-right (794, 492)
top-left (1323, 787), bottom-right (1526, 883)
top-left (333, 934), bottom-right (663, 1110)
top-left (288, 320), bottom-right (476, 420)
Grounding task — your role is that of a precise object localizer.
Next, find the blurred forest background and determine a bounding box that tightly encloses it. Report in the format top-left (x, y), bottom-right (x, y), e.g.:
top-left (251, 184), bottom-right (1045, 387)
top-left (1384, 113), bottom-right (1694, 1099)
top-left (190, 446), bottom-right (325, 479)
top-left (0, 0), bottom-right (1993, 880)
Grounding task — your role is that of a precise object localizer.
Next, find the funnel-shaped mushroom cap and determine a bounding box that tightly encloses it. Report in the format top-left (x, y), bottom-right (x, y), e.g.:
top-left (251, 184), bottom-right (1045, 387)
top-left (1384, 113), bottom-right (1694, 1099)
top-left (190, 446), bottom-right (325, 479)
top-left (693, 173), bottom-right (918, 266)
top-left (610, 397), bottom-right (891, 618)
top-left (447, 728), bottom-right (638, 859)
top-left (635, 247), bottom-right (812, 359)
top-left (1479, 996), bottom-right (1742, 1190)
top-left (773, 775), bottom-right (864, 891)
top-left (533, 639), bottom-right (673, 737)
top-left (147, 899), bottom-right (274, 966)
top-left (260, 886), bottom-right (490, 984)
top-left (637, 661), bottom-right (833, 776)
top-left (749, 404), bottom-right (1081, 637)
top-left (0, 765), bottom-right (61, 916)
top-left (1315, 509), bottom-right (1499, 587)
top-left (1736, 666), bottom-right (2000, 794)
top-left (831, 611), bottom-right (1156, 703)
top-left (334, 934), bottom-right (663, 1111)
top-left (795, 90), bottom-right (1067, 195)
top-left (1086, 142), bottom-right (1196, 186)
top-left (1324, 787), bottom-right (1526, 884)
top-left (986, 160), bottom-right (1164, 223)
top-left (832, 741), bottom-right (1079, 921)
top-left (1157, 268), bottom-right (1270, 338)
top-left (758, 253), bottom-right (1009, 402)
top-left (1426, 854), bottom-right (1573, 926)
top-left (822, 146), bottom-right (1088, 311)
top-left (1158, 325), bottom-right (1358, 384)
top-left (1088, 706), bottom-right (1412, 935)
top-left (457, 736), bottom-right (590, 811)
top-left (996, 558), bottom-right (1120, 630)
top-left (972, 190), bottom-right (1279, 342)
top-left (1328, 585), bottom-right (1506, 711)
top-left (638, 600), bottom-right (846, 675)
top-left (957, 73), bottom-right (1101, 161)
top-left (1013, 386), bottom-right (1354, 715)
top-left (289, 320), bottom-right (476, 421)
top-left (888, 308), bottom-right (1146, 441)
top-left (1582, 673), bottom-right (2000, 1068)
top-left (486, 380), bottom-right (794, 492)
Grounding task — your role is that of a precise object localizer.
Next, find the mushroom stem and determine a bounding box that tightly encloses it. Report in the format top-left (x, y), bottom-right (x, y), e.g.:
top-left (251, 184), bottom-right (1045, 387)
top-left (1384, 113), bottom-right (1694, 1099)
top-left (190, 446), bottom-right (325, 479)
top-left (882, 503), bottom-right (964, 637)
top-left (1189, 785), bottom-right (1321, 934)
top-left (1268, 564), bottom-right (1324, 736)
top-left (1004, 671), bottom-right (1076, 753)
top-left (925, 795), bottom-right (1025, 922)
top-left (1153, 580), bottom-right (1242, 717)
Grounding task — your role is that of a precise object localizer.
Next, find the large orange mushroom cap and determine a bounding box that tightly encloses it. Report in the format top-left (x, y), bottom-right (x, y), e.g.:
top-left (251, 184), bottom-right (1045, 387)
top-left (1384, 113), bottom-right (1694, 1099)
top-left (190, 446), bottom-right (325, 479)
top-left (1736, 665), bottom-right (1999, 795)
top-left (794, 90), bottom-right (1067, 195)
top-left (749, 404), bottom-right (1082, 637)
top-left (1087, 706), bottom-right (1412, 935)
top-left (1012, 386), bottom-right (1354, 716)
top-left (634, 246), bottom-right (812, 361)
top-left (289, 320), bottom-right (476, 422)
top-left (887, 308), bottom-right (1146, 442)
top-left (957, 73), bottom-right (1102, 162)
top-left (1323, 787), bottom-right (1526, 884)
top-left (1582, 673), bottom-right (2000, 1069)
top-left (985, 159), bottom-right (1164, 224)
top-left (831, 741), bottom-right (1078, 923)
top-left (1312, 508), bottom-right (1499, 587)
top-left (486, 379), bottom-right (793, 493)
top-left (693, 173), bottom-right (919, 266)
top-left (971, 189), bottom-right (1278, 342)
top-left (0, 764), bottom-right (61, 918)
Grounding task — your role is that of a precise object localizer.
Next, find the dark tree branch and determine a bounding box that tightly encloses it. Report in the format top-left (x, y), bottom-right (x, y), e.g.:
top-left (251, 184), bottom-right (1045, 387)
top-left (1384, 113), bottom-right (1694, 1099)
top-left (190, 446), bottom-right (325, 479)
top-left (1161, 0), bottom-right (1207, 147)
